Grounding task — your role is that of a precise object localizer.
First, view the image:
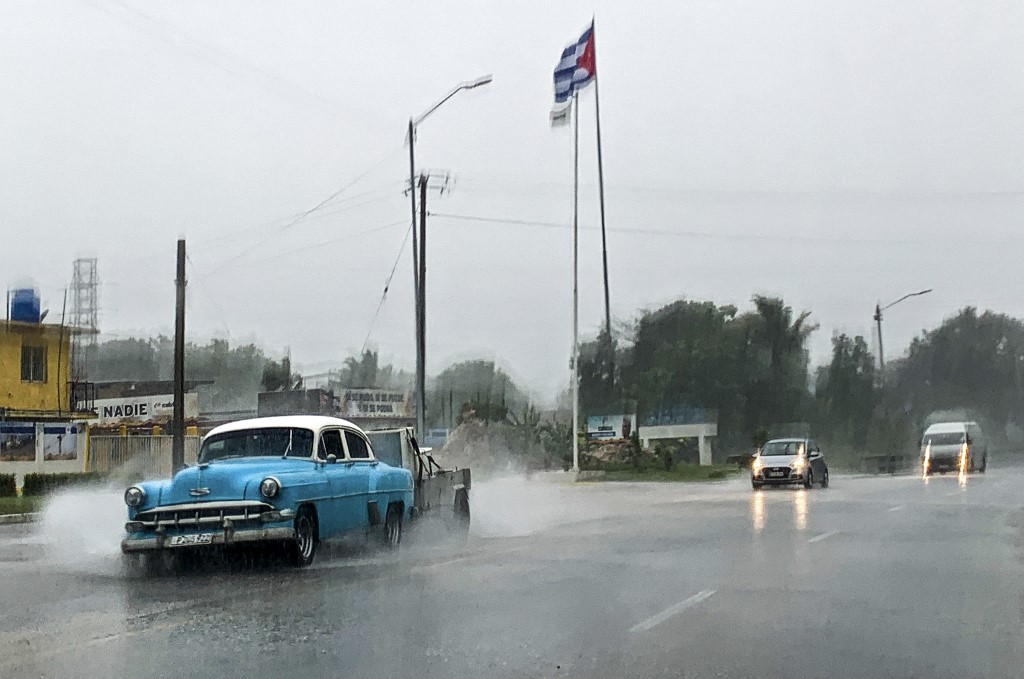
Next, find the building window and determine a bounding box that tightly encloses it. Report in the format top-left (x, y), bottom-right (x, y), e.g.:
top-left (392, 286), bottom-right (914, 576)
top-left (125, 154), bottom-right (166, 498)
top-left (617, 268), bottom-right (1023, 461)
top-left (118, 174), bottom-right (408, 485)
top-left (21, 345), bottom-right (46, 382)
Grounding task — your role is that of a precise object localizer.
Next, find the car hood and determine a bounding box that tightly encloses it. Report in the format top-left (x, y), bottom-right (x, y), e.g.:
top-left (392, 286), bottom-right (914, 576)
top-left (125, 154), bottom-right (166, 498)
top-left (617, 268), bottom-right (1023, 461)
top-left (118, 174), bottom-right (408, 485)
top-left (161, 458), bottom-right (312, 506)
top-left (757, 454), bottom-right (800, 467)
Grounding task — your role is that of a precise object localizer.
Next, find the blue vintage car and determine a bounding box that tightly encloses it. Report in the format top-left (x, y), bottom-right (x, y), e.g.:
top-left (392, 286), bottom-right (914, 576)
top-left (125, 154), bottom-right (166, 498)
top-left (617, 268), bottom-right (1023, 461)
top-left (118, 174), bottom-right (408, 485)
top-left (121, 415), bottom-right (414, 568)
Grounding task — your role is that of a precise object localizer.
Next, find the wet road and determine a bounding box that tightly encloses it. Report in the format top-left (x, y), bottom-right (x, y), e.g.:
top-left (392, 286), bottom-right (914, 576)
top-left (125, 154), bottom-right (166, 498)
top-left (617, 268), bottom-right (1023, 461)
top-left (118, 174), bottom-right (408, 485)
top-left (2, 466), bottom-right (1024, 679)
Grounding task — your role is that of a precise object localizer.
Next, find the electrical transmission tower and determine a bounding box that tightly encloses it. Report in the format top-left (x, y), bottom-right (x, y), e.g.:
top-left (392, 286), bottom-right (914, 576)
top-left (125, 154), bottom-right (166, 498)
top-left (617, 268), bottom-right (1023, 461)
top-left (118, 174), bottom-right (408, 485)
top-left (70, 257), bottom-right (99, 381)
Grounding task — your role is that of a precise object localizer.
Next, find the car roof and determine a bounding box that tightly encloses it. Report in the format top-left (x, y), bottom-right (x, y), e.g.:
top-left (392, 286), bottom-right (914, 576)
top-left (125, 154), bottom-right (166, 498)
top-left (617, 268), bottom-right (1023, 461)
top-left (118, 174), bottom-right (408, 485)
top-left (765, 438), bottom-right (806, 444)
top-left (925, 422), bottom-right (968, 434)
top-left (206, 415), bottom-right (363, 438)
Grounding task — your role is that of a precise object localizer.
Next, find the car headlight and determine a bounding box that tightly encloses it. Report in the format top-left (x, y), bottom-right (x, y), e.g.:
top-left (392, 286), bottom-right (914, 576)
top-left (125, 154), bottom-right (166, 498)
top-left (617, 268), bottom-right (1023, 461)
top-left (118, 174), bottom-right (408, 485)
top-left (752, 457), bottom-right (763, 473)
top-left (792, 456), bottom-right (806, 470)
top-left (259, 477), bottom-right (281, 499)
top-left (124, 486), bottom-right (145, 507)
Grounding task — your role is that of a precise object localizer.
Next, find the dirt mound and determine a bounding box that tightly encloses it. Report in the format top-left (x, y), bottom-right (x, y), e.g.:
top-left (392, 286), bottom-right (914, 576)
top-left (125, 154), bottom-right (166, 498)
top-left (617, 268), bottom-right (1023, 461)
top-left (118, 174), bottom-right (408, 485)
top-left (432, 420), bottom-right (522, 473)
top-left (587, 440), bottom-right (638, 463)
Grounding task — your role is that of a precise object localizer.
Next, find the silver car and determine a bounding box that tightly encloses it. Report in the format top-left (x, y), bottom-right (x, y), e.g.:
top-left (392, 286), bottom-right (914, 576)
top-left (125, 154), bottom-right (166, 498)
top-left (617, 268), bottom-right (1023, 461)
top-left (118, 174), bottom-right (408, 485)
top-left (751, 438), bottom-right (829, 489)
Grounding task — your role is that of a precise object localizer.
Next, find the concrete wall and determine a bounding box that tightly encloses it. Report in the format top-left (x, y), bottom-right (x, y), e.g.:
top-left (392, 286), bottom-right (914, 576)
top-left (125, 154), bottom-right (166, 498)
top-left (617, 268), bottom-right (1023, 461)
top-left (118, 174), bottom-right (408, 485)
top-left (638, 422), bottom-right (719, 466)
top-left (0, 423), bottom-right (87, 488)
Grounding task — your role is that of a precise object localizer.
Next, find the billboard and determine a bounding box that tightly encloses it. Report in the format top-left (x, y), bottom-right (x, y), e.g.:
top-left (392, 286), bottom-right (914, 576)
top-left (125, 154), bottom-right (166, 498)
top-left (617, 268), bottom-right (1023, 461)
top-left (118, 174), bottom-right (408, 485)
top-left (586, 414), bottom-right (637, 441)
top-left (340, 389), bottom-right (413, 419)
top-left (0, 423), bottom-right (36, 461)
top-left (43, 424), bottom-right (80, 461)
top-left (91, 394), bottom-right (199, 424)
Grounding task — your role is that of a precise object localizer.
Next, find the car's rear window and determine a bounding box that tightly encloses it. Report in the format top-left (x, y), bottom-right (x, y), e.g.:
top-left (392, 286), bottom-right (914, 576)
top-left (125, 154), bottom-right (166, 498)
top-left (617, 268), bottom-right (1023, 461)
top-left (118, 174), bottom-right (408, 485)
top-left (200, 427), bottom-right (314, 462)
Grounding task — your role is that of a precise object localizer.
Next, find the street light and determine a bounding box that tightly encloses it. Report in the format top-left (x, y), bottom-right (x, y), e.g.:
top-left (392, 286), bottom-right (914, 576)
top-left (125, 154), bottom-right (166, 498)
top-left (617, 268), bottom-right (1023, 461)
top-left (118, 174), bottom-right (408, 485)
top-left (407, 74), bottom-right (493, 440)
top-left (874, 288), bottom-right (932, 383)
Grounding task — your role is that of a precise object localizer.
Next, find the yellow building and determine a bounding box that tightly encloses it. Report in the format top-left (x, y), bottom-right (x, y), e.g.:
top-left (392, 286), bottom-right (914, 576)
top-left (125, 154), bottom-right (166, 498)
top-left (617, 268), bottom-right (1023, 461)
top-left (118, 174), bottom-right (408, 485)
top-left (0, 320), bottom-right (88, 418)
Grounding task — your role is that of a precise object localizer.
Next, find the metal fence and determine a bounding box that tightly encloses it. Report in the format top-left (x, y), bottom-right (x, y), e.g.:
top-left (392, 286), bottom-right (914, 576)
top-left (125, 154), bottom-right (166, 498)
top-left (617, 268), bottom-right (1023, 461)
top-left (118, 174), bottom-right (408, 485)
top-left (89, 435), bottom-right (200, 478)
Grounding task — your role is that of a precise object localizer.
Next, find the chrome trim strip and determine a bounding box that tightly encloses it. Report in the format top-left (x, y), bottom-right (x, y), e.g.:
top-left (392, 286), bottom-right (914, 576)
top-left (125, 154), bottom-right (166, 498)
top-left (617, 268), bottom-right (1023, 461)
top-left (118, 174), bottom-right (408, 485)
top-left (121, 527), bottom-right (295, 553)
top-left (135, 500), bottom-right (271, 516)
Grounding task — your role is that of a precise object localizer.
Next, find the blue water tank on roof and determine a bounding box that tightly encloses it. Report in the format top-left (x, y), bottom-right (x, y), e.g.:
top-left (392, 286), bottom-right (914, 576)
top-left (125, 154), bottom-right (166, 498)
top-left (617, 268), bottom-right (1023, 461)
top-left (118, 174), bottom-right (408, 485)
top-left (10, 288), bottom-right (41, 323)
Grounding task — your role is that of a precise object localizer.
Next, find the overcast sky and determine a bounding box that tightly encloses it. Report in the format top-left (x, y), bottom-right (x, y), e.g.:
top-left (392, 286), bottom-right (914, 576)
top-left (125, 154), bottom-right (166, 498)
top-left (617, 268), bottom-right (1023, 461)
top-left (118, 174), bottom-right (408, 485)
top-left (2, 1), bottom-right (1023, 401)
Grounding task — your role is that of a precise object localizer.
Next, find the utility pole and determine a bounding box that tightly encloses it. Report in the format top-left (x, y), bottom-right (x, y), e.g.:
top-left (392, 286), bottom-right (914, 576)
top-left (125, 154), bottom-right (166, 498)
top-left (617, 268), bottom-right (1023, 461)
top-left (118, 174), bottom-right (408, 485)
top-left (874, 302), bottom-right (885, 387)
top-left (172, 239), bottom-right (186, 474)
top-left (416, 174), bottom-right (428, 437)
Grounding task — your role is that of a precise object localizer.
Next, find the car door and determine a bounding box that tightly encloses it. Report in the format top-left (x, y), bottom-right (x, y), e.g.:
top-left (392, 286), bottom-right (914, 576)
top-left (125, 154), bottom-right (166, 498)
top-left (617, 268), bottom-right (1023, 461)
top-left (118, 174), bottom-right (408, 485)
top-left (808, 440), bottom-right (826, 480)
top-left (343, 429), bottom-right (377, 530)
top-left (319, 428), bottom-right (363, 536)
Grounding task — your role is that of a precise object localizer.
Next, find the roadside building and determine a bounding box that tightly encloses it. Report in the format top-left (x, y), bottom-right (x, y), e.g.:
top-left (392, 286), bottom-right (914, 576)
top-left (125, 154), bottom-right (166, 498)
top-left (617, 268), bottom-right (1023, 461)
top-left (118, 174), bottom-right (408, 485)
top-left (0, 313), bottom-right (96, 484)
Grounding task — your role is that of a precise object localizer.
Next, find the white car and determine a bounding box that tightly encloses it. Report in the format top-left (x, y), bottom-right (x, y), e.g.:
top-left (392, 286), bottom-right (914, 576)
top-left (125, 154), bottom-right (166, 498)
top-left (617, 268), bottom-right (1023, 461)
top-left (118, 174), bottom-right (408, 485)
top-left (751, 438), bottom-right (829, 489)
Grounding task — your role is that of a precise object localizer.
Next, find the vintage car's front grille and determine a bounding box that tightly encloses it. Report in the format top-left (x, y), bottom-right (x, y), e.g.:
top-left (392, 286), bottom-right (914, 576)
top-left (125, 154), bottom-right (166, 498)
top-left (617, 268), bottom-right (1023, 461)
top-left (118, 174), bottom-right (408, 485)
top-left (135, 501), bottom-right (273, 529)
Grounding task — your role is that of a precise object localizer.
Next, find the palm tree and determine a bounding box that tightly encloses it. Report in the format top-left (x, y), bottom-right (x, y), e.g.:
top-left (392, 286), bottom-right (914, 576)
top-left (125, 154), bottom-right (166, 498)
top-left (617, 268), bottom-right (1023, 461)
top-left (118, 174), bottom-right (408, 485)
top-left (751, 295), bottom-right (817, 426)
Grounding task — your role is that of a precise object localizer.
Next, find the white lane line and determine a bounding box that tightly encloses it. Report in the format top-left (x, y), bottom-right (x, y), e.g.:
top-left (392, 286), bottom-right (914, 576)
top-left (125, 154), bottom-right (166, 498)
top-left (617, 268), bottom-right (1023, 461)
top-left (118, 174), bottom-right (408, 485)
top-left (887, 505), bottom-right (905, 512)
top-left (629, 589), bottom-right (716, 633)
top-left (807, 530), bottom-right (839, 543)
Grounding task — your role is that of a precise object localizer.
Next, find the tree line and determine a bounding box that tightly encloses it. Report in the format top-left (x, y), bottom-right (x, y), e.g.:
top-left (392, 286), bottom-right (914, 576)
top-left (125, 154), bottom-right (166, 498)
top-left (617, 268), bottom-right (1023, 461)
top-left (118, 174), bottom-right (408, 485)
top-left (84, 300), bottom-right (1024, 459)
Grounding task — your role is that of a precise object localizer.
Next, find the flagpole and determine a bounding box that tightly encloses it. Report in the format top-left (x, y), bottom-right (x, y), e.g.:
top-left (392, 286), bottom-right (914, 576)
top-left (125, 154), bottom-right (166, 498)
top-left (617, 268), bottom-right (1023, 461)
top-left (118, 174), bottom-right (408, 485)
top-left (571, 91), bottom-right (580, 474)
top-left (591, 19), bottom-right (613, 369)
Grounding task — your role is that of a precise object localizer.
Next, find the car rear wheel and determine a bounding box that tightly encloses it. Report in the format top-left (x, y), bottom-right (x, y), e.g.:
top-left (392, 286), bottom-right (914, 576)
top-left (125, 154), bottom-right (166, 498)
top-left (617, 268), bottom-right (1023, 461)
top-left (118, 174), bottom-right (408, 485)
top-left (383, 503), bottom-right (403, 549)
top-left (448, 488), bottom-right (471, 539)
top-left (288, 507), bottom-right (318, 568)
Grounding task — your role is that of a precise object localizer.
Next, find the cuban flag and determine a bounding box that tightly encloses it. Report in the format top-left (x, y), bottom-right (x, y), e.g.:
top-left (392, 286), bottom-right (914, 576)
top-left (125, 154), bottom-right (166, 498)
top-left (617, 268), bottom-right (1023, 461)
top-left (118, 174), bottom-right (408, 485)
top-left (551, 23), bottom-right (596, 125)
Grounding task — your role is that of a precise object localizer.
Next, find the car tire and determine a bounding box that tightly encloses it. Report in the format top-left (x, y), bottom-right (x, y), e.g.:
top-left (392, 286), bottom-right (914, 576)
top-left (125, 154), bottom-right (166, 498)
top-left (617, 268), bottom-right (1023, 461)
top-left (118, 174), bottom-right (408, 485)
top-left (448, 488), bottom-right (471, 539)
top-left (383, 503), bottom-right (403, 549)
top-left (979, 454), bottom-right (987, 473)
top-left (803, 470), bottom-right (813, 489)
top-left (288, 507), bottom-right (318, 568)
top-left (821, 468), bottom-right (829, 488)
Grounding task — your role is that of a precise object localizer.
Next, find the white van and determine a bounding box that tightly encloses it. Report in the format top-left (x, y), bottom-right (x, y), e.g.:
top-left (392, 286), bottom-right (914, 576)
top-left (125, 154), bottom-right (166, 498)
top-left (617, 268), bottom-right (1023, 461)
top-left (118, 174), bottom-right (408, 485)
top-left (920, 421), bottom-right (988, 474)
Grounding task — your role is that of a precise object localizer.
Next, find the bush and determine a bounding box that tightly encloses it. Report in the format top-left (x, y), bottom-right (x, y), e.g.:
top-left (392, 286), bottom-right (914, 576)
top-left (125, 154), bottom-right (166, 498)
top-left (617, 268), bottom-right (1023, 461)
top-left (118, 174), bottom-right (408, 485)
top-left (22, 472), bottom-right (106, 496)
top-left (0, 474), bottom-right (15, 497)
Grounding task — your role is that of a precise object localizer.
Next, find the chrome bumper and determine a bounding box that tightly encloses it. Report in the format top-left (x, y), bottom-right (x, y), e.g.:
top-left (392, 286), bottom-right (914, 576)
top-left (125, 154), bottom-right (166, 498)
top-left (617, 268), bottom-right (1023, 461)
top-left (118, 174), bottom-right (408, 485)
top-left (121, 526), bottom-right (295, 553)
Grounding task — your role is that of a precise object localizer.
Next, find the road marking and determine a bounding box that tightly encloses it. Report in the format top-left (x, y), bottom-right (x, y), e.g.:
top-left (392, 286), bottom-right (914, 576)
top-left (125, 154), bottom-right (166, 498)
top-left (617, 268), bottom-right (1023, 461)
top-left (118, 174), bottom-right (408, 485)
top-left (807, 530), bottom-right (839, 543)
top-left (888, 505), bottom-right (905, 512)
top-left (629, 589), bottom-right (716, 633)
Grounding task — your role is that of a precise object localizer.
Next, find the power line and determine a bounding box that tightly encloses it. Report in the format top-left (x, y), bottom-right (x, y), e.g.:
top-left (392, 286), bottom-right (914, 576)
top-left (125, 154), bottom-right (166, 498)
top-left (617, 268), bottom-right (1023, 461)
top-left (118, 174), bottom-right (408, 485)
top-left (195, 146), bottom-right (405, 277)
top-left (356, 224), bottom-right (411, 356)
top-left (426, 212), bottom-right (1015, 247)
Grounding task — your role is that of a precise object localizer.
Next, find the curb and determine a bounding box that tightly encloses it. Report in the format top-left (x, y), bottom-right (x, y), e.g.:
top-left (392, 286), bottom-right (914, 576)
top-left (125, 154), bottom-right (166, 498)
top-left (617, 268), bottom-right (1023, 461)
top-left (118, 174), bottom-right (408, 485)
top-left (0, 512), bottom-right (40, 525)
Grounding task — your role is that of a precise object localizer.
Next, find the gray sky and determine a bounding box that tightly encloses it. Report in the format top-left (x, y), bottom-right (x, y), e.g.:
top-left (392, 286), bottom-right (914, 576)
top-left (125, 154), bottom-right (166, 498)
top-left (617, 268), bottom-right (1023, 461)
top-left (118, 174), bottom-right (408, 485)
top-left (2, 1), bottom-right (1023, 401)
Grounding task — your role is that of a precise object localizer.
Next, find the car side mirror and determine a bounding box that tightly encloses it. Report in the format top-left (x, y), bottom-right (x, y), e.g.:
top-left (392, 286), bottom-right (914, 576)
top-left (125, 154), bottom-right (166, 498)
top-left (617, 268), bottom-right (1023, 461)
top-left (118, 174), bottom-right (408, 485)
top-left (326, 454), bottom-right (337, 464)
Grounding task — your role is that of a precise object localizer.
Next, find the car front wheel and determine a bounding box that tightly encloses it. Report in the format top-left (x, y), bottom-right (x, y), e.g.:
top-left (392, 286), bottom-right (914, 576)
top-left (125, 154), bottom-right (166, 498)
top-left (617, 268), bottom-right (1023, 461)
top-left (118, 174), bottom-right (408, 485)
top-left (803, 470), bottom-right (813, 489)
top-left (289, 507), bottom-right (318, 568)
top-left (821, 468), bottom-right (829, 488)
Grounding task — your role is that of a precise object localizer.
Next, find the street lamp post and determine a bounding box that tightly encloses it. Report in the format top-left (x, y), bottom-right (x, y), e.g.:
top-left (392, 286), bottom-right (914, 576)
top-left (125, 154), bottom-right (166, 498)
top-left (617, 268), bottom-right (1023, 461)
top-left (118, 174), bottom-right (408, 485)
top-left (407, 75), bottom-right (493, 440)
top-left (874, 288), bottom-right (932, 385)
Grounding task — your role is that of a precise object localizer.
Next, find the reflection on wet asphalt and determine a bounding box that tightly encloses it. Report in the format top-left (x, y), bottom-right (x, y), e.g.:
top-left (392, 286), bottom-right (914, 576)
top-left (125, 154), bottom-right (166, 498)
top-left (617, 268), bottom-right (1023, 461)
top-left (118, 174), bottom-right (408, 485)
top-left (3, 467), bottom-right (1024, 678)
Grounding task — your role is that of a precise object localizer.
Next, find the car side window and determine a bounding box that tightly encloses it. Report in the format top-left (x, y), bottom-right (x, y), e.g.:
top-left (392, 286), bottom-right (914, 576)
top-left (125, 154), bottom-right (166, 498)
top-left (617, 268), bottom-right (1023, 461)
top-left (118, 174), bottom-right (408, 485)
top-left (320, 430), bottom-right (345, 459)
top-left (344, 431), bottom-right (371, 459)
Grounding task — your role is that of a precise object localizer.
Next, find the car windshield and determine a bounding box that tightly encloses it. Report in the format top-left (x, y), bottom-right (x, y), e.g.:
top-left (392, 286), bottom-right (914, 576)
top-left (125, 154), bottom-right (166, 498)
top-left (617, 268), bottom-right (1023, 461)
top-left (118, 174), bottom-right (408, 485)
top-left (924, 432), bottom-right (966, 446)
top-left (199, 428), bottom-right (314, 462)
top-left (760, 441), bottom-right (805, 456)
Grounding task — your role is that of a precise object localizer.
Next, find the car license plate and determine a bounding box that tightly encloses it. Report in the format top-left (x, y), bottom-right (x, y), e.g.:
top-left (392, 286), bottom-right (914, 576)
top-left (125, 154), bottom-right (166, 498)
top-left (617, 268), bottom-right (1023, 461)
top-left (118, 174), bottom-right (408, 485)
top-left (768, 471), bottom-right (785, 478)
top-left (168, 533), bottom-right (213, 547)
